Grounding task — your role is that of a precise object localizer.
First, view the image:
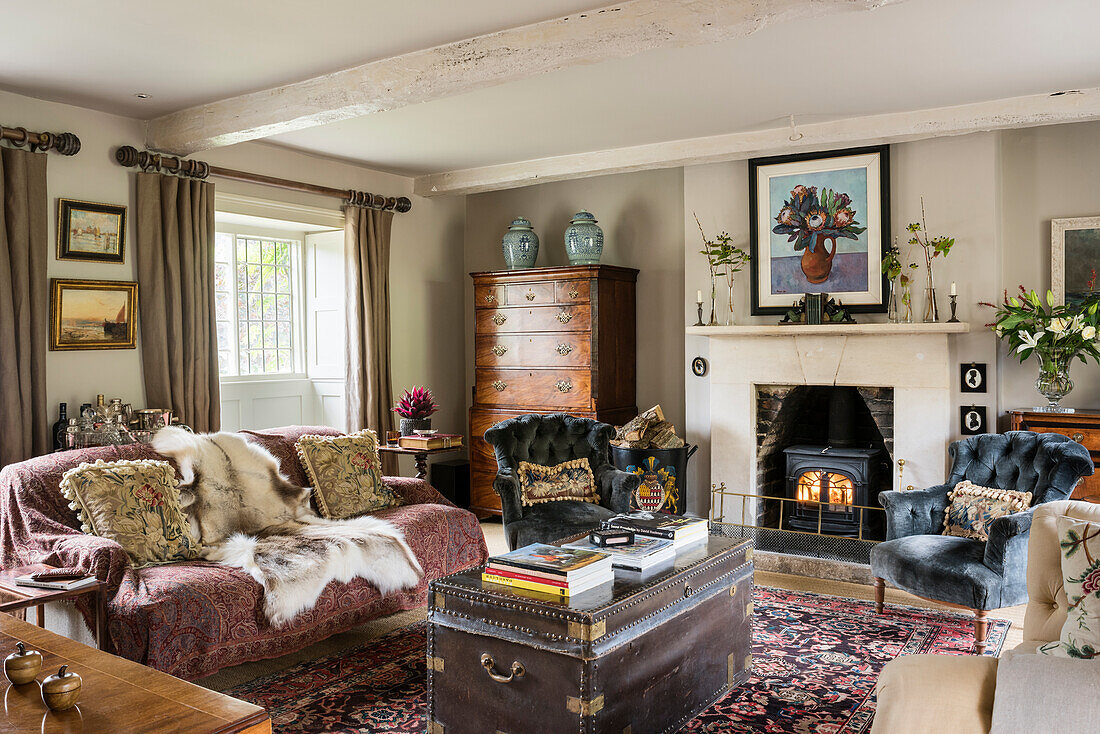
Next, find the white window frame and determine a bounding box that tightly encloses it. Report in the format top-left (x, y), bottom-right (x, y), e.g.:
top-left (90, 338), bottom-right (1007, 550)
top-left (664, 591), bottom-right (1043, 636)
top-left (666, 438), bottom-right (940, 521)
top-left (215, 224), bottom-right (309, 384)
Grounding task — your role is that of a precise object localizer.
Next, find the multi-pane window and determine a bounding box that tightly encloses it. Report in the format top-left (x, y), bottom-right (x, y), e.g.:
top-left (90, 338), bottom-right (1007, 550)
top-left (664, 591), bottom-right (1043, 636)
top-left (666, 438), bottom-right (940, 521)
top-left (214, 231), bottom-right (302, 377)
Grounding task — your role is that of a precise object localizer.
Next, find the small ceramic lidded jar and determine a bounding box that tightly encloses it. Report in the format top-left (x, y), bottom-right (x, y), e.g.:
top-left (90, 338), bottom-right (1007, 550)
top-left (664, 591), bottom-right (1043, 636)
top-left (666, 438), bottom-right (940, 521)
top-left (41, 665), bottom-right (82, 711)
top-left (564, 211), bottom-right (604, 265)
top-left (4, 642), bottom-right (43, 685)
top-left (501, 217), bottom-right (539, 269)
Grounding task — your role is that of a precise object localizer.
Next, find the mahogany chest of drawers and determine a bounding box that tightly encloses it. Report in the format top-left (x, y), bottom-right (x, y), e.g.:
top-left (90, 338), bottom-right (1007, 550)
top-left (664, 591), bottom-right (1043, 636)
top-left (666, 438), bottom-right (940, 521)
top-left (469, 265), bottom-right (638, 515)
top-left (1008, 409), bottom-right (1100, 502)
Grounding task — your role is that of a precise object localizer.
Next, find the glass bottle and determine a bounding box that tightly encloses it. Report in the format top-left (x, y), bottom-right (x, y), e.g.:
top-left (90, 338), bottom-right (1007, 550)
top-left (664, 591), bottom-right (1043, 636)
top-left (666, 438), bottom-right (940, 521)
top-left (52, 403), bottom-right (68, 451)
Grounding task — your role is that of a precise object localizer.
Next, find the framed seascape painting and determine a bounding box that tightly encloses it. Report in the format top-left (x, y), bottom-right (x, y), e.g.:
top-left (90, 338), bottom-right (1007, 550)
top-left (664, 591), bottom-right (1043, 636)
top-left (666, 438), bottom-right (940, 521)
top-left (749, 145), bottom-right (890, 315)
top-left (57, 199), bottom-right (127, 263)
top-left (1052, 217), bottom-right (1100, 306)
top-left (50, 279), bottom-right (138, 351)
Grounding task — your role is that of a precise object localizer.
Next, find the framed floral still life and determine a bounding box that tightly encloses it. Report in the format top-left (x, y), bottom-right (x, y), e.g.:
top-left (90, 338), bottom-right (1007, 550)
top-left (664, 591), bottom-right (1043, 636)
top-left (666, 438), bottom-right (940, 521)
top-left (749, 145), bottom-right (890, 315)
top-left (50, 278), bottom-right (138, 351)
top-left (57, 198), bottom-right (126, 263)
top-left (1051, 216), bottom-right (1100, 306)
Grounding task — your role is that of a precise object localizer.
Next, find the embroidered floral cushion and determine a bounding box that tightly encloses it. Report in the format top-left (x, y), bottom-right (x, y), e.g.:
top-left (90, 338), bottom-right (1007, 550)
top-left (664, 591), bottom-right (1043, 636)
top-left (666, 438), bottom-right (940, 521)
top-left (59, 459), bottom-right (201, 567)
top-left (296, 430), bottom-right (402, 519)
top-left (942, 480), bottom-right (1032, 542)
top-left (1038, 515), bottom-right (1100, 659)
top-left (517, 458), bottom-right (599, 506)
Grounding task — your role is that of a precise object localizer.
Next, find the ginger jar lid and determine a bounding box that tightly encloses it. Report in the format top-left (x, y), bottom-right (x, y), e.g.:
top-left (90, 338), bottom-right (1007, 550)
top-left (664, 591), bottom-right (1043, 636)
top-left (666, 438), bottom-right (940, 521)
top-left (569, 211), bottom-right (598, 224)
top-left (508, 217), bottom-right (534, 230)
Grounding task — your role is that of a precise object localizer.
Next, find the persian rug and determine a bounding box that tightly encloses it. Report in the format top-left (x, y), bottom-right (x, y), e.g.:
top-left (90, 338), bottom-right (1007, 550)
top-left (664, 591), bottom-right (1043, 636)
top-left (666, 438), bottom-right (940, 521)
top-left (224, 586), bottom-right (1011, 733)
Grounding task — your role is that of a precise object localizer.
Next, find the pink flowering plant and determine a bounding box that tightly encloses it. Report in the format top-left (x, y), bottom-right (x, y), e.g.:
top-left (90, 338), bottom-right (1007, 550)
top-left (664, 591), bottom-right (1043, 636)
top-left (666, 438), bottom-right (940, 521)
top-left (393, 386), bottom-right (439, 419)
top-left (772, 185), bottom-right (866, 253)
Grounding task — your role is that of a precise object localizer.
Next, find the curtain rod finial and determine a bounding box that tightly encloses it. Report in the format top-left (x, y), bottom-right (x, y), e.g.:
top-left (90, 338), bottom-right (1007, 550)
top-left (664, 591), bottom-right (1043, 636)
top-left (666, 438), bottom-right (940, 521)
top-left (395, 197), bottom-right (412, 213)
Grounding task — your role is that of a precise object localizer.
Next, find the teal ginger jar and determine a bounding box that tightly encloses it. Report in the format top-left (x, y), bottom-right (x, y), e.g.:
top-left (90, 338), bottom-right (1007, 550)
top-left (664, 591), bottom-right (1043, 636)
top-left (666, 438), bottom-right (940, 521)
top-left (565, 211), bottom-right (603, 265)
top-left (501, 217), bottom-right (539, 269)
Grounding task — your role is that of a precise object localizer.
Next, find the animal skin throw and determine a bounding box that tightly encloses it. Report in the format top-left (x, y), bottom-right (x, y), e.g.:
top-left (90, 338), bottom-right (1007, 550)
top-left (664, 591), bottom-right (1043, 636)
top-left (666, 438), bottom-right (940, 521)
top-left (152, 427), bottom-right (422, 626)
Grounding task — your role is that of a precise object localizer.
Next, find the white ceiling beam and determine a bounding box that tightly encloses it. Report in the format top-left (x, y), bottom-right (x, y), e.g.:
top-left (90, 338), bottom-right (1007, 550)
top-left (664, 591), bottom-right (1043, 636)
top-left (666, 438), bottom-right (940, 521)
top-left (145, 0), bottom-right (906, 155)
top-left (412, 89), bottom-right (1100, 196)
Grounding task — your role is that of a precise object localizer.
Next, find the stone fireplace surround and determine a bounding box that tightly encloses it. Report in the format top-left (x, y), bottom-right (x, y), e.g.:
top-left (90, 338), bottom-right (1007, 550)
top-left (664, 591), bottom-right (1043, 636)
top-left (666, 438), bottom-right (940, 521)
top-left (687, 323), bottom-right (968, 526)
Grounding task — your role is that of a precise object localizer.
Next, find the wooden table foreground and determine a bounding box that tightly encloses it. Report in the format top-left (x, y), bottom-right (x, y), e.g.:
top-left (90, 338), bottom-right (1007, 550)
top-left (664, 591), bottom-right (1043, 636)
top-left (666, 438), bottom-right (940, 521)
top-left (0, 615), bottom-right (269, 733)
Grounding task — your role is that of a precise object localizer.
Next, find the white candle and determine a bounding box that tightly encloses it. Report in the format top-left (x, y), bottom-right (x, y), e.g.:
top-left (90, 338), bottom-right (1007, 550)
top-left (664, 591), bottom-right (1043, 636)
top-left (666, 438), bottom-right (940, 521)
top-left (950, 281), bottom-right (957, 296)
top-left (696, 289), bottom-right (703, 303)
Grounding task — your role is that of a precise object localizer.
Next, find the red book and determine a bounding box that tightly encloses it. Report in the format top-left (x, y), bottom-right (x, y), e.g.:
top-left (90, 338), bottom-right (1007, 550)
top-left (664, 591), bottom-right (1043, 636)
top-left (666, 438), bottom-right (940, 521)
top-left (483, 566), bottom-right (568, 588)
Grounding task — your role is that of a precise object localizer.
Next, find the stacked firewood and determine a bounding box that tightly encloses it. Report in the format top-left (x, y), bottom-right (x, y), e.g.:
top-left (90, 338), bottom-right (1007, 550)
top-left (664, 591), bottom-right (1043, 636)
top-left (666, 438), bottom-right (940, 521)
top-left (612, 405), bottom-right (685, 449)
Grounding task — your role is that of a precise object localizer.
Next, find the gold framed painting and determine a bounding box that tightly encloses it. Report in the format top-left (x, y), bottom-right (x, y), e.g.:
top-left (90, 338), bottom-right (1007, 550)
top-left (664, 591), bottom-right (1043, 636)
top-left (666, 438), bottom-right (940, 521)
top-left (57, 199), bottom-right (127, 263)
top-left (50, 279), bottom-right (138, 351)
top-left (1052, 216), bottom-right (1100, 306)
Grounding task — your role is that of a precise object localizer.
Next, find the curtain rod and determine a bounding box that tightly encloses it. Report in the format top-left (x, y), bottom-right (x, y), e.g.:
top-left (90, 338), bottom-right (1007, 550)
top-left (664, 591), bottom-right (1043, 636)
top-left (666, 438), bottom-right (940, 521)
top-left (114, 145), bottom-right (412, 213)
top-left (0, 124), bottom-right (81, 155)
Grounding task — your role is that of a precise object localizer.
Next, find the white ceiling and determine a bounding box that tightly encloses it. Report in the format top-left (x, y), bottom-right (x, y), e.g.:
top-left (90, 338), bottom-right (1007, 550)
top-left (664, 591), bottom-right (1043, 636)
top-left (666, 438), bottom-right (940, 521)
top-left (4, 0), bottom-right (1100, 178)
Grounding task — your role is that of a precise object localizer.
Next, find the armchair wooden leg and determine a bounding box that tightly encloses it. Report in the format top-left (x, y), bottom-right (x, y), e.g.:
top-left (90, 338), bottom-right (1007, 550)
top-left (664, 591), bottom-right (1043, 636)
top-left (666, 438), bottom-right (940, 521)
top-left (973, 609), bottom-right (989, 654)
top-left (874, 577), bottom-right (885, 614)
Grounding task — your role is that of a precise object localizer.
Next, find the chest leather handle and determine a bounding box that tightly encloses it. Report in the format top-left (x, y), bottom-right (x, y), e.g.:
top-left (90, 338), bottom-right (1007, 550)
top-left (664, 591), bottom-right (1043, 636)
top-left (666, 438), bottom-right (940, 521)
top-left (480, 653), bottom-right (525, 683)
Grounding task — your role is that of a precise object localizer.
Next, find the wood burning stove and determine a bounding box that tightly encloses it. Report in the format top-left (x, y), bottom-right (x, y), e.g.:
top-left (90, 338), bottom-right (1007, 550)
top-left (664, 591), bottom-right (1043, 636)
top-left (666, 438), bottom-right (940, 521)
top-left (783, 445), bottom-right (880, 536)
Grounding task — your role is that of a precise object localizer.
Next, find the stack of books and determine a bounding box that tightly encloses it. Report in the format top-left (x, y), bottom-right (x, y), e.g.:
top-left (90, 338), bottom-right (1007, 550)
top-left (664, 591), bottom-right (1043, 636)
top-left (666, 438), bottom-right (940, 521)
top-left (562, 535), bottom-right (675, 572)
top-left (606, 514), bottom-right (710, 548)
top-left (482, 543), bottom-right (614, 599)
top-left (12, 572), bottom-right (98, 592)
top-left (397, 433), bottom-right (463, 450)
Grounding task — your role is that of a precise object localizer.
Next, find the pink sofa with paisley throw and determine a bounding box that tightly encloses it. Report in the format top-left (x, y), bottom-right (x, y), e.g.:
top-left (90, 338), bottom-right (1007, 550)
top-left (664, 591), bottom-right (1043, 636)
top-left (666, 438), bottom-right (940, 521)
top-left (0, 426), bottom-right (488, 680)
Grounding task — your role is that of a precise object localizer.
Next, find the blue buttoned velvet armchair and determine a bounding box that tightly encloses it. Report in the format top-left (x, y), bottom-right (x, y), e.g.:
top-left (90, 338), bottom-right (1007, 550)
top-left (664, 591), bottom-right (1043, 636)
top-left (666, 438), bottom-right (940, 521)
top-left (870, 431), bottom-right (1093, 652)
top-left (484, 413), bottom-right (643, 550)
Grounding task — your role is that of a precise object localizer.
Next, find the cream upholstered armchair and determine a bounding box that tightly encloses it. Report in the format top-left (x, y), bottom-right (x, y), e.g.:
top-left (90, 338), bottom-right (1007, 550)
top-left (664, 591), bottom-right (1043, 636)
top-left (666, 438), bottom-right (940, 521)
top-left (871, 500), bottom-right (1100, 734)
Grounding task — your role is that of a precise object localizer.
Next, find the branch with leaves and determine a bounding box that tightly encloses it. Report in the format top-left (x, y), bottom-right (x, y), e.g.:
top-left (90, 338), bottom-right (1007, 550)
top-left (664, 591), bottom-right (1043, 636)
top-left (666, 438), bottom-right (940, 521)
top-left (695, 213), bottom-right (751, 288)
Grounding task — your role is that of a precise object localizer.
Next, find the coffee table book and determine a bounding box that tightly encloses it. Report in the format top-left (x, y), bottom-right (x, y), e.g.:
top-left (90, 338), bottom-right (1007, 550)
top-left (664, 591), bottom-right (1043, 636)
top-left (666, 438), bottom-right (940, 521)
top-left (428, 534), bottom-right (753, 734)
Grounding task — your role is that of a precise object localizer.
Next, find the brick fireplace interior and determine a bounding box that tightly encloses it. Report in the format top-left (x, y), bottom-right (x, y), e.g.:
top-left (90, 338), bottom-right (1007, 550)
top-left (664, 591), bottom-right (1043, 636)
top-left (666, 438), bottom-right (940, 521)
top-left (756, 385), bottom-right (894, 542)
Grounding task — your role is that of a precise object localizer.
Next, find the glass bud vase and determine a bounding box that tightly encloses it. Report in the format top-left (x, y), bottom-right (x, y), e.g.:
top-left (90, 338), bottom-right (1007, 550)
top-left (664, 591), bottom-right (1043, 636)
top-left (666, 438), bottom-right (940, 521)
top-left (901, 282), bottom-right (914, 323)
top-left (886, 280), bottom-right (900, 323)
top-left (725, 280), bottom-right (735, 326)
top-left (1035, 363), bottom-right (1074, 412)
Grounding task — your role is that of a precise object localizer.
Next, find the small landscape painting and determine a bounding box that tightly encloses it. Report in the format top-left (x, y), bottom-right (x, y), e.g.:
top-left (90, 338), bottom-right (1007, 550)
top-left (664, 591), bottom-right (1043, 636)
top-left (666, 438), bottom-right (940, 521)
top-left (57, 199), bottom-right (126, 263)
top-left (50, 279), bottom-right (138, 350)
top-left (749, 146), bottom-right (890, 315)
top-left (1052, 217), bottom-right (1100, 306)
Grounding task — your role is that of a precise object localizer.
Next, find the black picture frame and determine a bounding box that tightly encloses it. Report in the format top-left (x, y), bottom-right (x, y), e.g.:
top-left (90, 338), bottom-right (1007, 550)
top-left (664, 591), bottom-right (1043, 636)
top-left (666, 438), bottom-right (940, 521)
top-left (57, 198), bottom-right (127, 264)
top-left (960, 363), bottom-right (987, 394)
top-left (748, 145), bottom-right (891, 316)
top-left (960, 405), bottom-right (987, 436)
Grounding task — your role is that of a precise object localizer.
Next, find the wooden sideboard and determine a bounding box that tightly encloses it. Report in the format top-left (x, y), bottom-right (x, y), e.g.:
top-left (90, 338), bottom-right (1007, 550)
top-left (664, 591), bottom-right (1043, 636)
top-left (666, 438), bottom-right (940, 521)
top-left (469, 265), bottom-right (638, 515)
top-left (1009, 409), bottom-right (1100, 503)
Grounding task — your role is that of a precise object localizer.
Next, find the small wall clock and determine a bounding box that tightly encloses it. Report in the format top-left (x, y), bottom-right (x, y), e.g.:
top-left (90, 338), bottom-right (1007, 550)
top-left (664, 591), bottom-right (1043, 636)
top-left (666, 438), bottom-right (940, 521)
top-left (691, 356), bottom-right (708, 377)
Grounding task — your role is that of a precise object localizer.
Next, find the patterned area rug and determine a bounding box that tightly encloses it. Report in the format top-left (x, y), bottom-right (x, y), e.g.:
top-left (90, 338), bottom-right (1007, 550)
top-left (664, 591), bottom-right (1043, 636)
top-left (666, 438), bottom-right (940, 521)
top-left (224, 586), bottom-right (1009, 733)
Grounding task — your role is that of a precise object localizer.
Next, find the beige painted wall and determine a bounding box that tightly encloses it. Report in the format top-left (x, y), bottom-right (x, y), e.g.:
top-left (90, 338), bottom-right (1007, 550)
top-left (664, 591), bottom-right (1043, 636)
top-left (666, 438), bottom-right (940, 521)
top-left (0, 89), bottom-right (465, 470)
top-left (1000, 121), bottom-right (1100, 411)
top-left (463, 167), bottom-right (687, 436)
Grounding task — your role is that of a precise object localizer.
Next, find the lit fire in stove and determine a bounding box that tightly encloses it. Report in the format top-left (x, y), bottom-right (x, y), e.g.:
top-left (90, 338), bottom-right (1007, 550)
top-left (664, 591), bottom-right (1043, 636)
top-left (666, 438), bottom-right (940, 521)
top-left (795, 470), bottom-right (855, 512)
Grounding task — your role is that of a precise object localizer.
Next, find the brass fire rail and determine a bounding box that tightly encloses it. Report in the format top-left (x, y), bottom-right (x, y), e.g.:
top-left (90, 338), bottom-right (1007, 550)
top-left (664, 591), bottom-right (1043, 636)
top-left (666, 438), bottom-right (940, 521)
top-left (709, 483), bottom-right (884, 544)
top-left (0, 124), bottom-right (80, 155)
top-left (114, 145), bottom-right (412, 213)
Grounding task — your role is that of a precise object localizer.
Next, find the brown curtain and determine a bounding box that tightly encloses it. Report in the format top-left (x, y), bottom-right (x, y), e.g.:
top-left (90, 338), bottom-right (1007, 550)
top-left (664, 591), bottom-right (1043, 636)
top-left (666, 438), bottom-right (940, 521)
top-left (344, 206), bottom-right (397, 473)
top-left (135, 172), bottom-right (220, 433)
top-left (0, 148), bottom-right (49, 467)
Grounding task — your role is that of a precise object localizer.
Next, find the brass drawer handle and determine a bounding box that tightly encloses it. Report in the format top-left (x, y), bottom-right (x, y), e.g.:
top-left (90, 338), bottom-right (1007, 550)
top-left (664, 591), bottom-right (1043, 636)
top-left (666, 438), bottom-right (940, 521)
top-left (492, 313), bottom-right (507, 325)
top-left (525, 290), bottom-right (536, 301)
top-left (568, 286), bottom-right (579, 299)
top-left (485, 292), bottom-right (496, 304)
top-left (491, 345), bottom-right (508, 356)
top-left (556, 379), bottom-right (573, 393)
top-left (557, 311), bottom-right (573, 324)
top-left (1072, 432), bottom-right (1085, 443)
top-left (480, 653), bottom-right (525, 684)
top-left (492, 380), bottom-right (507, 392)
top-left (556, 343), bottom-right (574, 356)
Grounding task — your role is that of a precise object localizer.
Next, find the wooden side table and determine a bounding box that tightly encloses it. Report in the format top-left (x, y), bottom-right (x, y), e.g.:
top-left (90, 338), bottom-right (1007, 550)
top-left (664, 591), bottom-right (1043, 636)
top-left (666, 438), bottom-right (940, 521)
top-left (0, 564), bottom-right (109, 652)
top-left (378, 445), bottom-right (462, 480)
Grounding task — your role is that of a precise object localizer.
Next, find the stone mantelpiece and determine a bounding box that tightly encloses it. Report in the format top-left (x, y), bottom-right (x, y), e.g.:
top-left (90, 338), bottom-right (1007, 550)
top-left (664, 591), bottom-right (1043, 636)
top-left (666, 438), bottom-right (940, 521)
top-left (694, 326), bottom-right (969, 522)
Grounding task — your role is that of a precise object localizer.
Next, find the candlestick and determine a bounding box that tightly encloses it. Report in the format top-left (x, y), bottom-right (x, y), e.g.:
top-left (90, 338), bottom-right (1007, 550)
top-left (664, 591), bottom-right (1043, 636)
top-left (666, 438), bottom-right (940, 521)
top-left (694, 301), bottom-right (705, 327)
top-left (947, 294), bottom-right (959, 323)
top-left (950, 281), bottom-right (957, 297)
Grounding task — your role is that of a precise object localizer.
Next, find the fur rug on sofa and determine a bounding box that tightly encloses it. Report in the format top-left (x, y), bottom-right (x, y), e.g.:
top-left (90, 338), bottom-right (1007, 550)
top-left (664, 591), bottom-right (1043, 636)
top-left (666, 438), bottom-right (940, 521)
top-left (153, 427), bottom-right (422, 626)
